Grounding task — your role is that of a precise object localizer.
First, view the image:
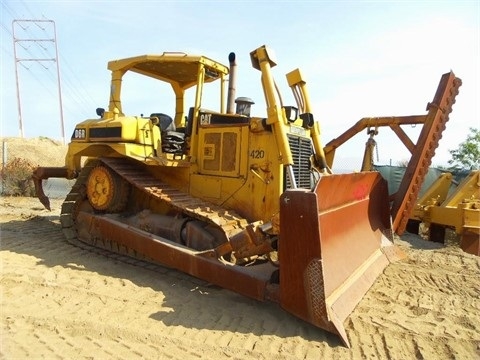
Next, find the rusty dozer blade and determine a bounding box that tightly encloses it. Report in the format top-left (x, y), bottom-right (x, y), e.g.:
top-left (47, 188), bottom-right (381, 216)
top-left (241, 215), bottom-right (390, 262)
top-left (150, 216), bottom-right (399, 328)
top-left (279, 172), bottom-right (403, 347)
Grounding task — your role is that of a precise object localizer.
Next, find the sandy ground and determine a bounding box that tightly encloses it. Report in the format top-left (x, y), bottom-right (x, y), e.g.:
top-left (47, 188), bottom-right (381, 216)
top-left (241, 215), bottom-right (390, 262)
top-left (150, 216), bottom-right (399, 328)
top-left (1, 138), bottom-right (479, 359)
top-left (1, 197), bottom-right (479, 360)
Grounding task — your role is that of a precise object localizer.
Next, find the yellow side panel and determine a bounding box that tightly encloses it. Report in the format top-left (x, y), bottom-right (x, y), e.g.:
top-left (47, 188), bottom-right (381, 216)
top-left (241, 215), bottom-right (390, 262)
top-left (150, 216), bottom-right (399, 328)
top-left (190, 174), bottom-right (222, 199)
top-left (198, 127), bottom-right (242, 177)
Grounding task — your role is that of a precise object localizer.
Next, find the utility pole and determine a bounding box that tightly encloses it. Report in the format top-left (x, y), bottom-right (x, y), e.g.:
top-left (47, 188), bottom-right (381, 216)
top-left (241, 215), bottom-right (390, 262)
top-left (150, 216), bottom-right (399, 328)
top-left (12, 19), bottom-right (65, 144)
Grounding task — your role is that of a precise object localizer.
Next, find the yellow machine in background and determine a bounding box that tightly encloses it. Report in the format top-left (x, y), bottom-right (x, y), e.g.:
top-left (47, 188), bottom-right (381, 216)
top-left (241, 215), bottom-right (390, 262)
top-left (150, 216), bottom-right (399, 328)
top-left (32, 45), bottom-right (461, 346)
top-left (408, 171), bottom-right (480, 256)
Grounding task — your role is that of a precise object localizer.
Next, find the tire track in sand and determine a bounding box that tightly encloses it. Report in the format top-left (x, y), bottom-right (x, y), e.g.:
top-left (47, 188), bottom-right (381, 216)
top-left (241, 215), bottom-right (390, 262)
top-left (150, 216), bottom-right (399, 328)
top-left (1, 198), bottom-right (479, 359)
top-left (1, 200), bottom-right (341, 359)
top-left (348, 236), bottom-right (480, 360)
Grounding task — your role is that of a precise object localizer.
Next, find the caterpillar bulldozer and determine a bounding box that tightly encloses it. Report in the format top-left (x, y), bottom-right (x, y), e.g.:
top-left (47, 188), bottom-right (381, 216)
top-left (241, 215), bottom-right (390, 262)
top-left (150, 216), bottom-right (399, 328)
top-left (32, 45), bottom-right (460, 347)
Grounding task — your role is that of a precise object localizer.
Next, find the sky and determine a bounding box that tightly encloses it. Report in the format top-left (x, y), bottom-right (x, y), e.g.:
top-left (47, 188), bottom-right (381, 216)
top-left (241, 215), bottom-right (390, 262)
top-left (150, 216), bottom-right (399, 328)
top-left (0, 0), bottom-right (478, 170)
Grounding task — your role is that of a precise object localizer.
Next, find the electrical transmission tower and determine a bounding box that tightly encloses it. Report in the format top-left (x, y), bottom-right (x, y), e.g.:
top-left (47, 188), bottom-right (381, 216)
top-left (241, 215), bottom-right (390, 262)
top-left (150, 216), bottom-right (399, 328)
top-left (12, 19), bottom-right (65, 144)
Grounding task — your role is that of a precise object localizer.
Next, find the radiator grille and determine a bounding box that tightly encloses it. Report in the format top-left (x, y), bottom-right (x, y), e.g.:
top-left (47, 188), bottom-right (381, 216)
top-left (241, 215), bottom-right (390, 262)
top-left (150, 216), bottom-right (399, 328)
top-left (89, 127), bottom-right (122, 139)
top-left (286, 134), bottom-right (313, 189)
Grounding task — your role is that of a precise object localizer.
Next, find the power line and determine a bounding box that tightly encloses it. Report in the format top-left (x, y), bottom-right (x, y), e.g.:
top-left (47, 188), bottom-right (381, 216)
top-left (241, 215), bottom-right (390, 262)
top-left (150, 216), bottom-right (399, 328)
top-left (60, 55), bottom-right (98, 106)
top-left (12, 19), bottom-right (65, 143)
top-left (18, 0), bottom-right (37, 19)
top-left (3, 1), bottom-right (98, 133)
top-left (1, 1), bottom-right (19, 19)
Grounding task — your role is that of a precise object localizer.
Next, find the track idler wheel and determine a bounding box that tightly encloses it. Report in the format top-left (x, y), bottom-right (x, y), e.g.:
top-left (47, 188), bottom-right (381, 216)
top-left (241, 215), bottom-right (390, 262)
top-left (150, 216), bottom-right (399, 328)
top-left (86, 164), bottom-right (129, 212)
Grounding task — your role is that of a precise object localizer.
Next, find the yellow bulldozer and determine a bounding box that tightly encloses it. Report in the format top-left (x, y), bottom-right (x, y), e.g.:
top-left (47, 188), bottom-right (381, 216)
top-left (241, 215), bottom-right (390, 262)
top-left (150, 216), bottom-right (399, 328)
top-left (32, 45), bottom-right (460, 347)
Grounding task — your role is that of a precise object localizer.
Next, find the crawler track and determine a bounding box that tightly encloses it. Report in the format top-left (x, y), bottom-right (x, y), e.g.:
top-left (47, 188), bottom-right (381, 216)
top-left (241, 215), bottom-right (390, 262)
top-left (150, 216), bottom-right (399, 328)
top-left (59, 157), bottom-right (249, 264)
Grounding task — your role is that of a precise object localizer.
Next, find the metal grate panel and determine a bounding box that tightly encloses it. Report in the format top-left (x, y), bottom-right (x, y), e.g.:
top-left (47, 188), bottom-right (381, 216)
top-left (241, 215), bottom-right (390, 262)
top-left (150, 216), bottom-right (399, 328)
top-left (286, 134), bottom-right (313, 189)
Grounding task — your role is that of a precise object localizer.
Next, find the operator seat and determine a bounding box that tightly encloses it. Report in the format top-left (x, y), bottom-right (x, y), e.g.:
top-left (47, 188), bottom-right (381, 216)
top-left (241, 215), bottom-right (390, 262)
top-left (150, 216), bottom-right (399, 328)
top-left (150, 113), bottom-right (185, 154)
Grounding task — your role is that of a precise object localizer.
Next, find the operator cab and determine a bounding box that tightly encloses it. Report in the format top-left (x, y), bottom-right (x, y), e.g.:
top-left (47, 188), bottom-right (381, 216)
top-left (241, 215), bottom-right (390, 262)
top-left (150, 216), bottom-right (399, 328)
top-left (150, 112), bottom-right (185, 155)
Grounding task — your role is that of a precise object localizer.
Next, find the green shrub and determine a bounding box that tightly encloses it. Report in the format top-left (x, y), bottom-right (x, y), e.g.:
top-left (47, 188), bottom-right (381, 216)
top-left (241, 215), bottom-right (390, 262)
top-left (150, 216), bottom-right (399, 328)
top-left (1, 157), bottom-right (36, 196)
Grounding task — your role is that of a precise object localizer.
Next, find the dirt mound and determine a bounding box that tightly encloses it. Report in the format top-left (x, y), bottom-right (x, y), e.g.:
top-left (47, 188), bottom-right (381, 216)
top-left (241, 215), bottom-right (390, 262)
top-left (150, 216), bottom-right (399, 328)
top-left (0, 137), bottom-right (67, 167)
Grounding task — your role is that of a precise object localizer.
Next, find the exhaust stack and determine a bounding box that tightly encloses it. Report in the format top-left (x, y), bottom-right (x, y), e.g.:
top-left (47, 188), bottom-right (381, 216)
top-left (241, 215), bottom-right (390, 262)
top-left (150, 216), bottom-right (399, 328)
top-left (226, 52), bottom-right (237, 114)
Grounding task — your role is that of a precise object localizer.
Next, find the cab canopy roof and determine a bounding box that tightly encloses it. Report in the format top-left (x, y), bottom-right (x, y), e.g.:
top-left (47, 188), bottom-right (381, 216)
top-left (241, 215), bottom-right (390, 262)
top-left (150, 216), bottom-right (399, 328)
top-left (107, 52), bottom-right (230, 90)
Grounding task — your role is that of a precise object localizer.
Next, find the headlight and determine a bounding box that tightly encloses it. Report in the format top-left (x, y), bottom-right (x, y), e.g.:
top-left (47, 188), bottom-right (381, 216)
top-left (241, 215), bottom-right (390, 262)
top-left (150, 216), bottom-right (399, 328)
top-left (73, 128), bottom-right (86, 139)
top-left (283, 106), bottom-right (298, 123)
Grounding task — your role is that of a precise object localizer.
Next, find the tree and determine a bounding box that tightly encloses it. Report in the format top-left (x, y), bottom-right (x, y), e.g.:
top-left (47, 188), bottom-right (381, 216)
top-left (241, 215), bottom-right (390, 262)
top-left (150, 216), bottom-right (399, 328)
top-left (447, 127), bottom-right (480, 170)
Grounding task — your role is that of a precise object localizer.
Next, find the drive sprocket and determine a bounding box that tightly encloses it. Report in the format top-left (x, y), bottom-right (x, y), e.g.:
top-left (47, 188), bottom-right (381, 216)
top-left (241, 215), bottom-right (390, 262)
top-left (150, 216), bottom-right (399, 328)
top-left (86, 163), bottom-right (129, 212)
